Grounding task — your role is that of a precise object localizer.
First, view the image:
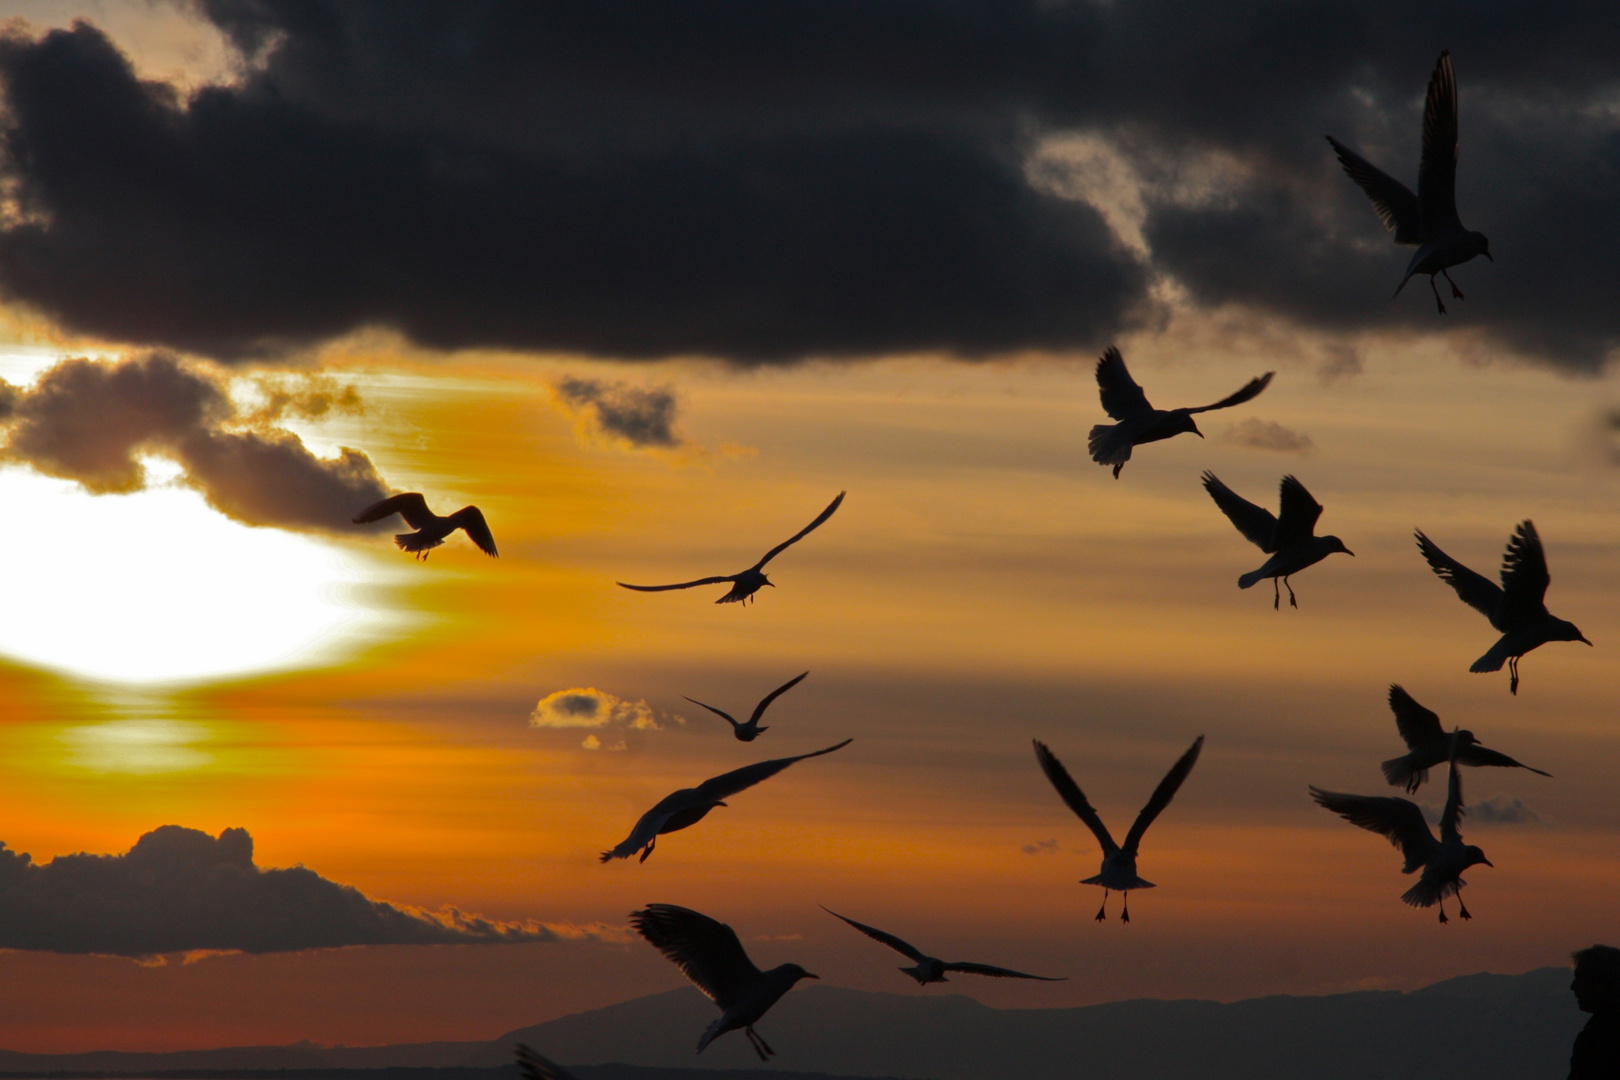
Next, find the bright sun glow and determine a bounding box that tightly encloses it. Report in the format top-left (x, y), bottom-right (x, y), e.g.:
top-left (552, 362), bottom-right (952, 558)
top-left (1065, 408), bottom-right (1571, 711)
top-left (0, 466), bottom-right (408, 685)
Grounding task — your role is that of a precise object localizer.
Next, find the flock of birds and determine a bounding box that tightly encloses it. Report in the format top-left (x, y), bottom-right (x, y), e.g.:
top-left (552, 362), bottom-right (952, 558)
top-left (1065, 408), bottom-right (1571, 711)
top-left (343, 50), bottom-right (1592, 1073)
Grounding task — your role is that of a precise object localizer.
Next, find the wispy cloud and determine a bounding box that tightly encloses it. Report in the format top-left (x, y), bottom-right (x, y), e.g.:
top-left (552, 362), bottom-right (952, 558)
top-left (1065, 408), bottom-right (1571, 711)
top-left (551, 377), bottom-right (683, 450)
top-left (1222, 417), bottom-right (1314, 455)
top-left (1422, 794), bottom-right (1544, 827)
top-left (1021, 839), bottom-right (1060, 855)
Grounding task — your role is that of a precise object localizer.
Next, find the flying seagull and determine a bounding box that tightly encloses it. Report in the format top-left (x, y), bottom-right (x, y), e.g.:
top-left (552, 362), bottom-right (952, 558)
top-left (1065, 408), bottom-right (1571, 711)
top-left (1033, 736), bottom-right (1204, 922)
top-left (1202, 472), bottom-right (1353, 609)
top-left (618, 491), bottom-right (845, 604)
top-left (1313, 735), bottom-right (1492, 923)
top-left (1327, 50), bottom-right (1491, 314)
top-left (352, 493), bottom-right (497, 559)
top-left (1088, 347), bottom-right (1273, 478)
top-left (1381, 684), bottom-right (1551, 794)
top-left (601, 739), bottom-right (853, 862)
top-left (631, 903), bottom-right (817, 1061)
top-left (821, 906), bottom-right (1065, 985)
top-left (514, 1045), bottom-right (578, 1080)
top-left (684, 672), bottom-right (809, 742)
top-left (1415, 520), bottom-right (1590, 694)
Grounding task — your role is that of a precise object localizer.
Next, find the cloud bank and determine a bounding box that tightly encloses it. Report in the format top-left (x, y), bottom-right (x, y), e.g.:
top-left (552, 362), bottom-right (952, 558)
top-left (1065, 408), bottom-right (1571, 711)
top-left (0, 825), bottom-right (552, 957)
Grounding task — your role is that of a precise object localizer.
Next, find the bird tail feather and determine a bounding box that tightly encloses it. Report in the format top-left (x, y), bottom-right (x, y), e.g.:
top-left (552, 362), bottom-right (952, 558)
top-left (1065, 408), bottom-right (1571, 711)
top-left (1237, 568), bottom-right (1268, 589)
top-left (1400, 878), bottom-right (1456, 909)
top-left (696, 1018), bottom-right (727, 1055)
top-left (394, 532), bottom-right (443, 553)
top-left (1380, 756), bottom-right (1425, 792)
top-left (1469, 638), bottom-right (1513, 673)
top-left (1087, 424), bottom-right (1129, 467)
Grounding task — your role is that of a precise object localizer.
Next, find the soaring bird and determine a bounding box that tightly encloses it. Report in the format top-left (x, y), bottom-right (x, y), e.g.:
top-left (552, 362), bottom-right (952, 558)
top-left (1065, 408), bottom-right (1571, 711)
top-left (1313, 735), bottom-right (1492, 924)
top-left (1088, 348), bottom-right (1273, 478)
top-left (514, 1045), bottom-right (578, 1080)
top-left (821, 906), bottom-right (1065, 985)
top-left (1033, 736), bottom-right (1205, 922)
top-left (1381, 684), bottom-right (1551, 794)
top-left (601, 739), bottom-right (852, 863)
top-left (1202, 472), bottom-right (1353, 609)
top-left (352, 493), bottom-right (497, 560)
top-left (618, 491), bottom-right (845, 604)
top-left (1327, 51), bottom-right (1492, 314)
top-left (631, 903), bottom-right (817, 1061)
top-left (1415, 520), bottom-right (1591, 694)
top-left (684, 672), bottom-right (808, 742)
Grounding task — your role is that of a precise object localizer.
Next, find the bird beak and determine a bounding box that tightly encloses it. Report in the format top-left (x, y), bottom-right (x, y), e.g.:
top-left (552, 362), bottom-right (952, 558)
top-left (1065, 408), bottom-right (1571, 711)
top-left (1194, 430), bottom-right (1205, 439)
top-left (804, 972), bottom-right (820, 979)
top-left (1484, 252), bottom-right (1494, 262)
top-left (1580, 635), bottom-right (1593, 646)
top-left (765, 581), bottom-right (776, 587)
top-left (715, 801), bottom-right (729, 808)
top-left (1483, 858), bottom-right (1494, 867)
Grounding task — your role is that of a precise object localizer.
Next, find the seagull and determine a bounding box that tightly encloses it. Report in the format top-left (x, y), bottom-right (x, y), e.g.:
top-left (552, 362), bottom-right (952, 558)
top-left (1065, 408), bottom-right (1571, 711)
top-left (631, 903), bottom-right (817, 1061)
top-left (1381, 683), bottom-right (1552, 794)
top-left (601, 739), bottom-right (853, 863)
top-left (1313, 734), bottom-right (1492, 924)
top-left (352, 493), bottom-right (497, 560)
top-left (821, 906), bottom-right (1065, 985)
top-left (1032, 735), bottom-right (1204, 922)
top-left (1088, 347), bottom-right (1273, 478)
top-left (618, 491), bottom-right (845, 604)
top-left (684, 672), bottom-right (808, 742)
top-left (1327, 50), bottom-right (1492, 314)
top-left (514, 1044), bottom-right (579, 1080)
top-left (1202, 472), bottom-right (1353, 609)
top-left (1415, 520), bottom-right (1591, 694)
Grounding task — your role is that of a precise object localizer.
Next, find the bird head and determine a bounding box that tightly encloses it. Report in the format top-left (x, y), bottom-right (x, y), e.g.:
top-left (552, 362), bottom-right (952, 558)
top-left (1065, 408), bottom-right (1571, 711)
top-left (1470, 231), bottom-right (1493, 262)
top-left (762, 574), bottom-right (775, 588)
top-left (1465, 845), bottom-right (1493, 869)
top-left (785, 964), bottom-right (819, 982)
top-left (1550, 619), bottom-right (1592, 646)
top-left (1324, 535), bottom-right (1354, 557)
top-left (1455, 728), bottom-right (1480, 747)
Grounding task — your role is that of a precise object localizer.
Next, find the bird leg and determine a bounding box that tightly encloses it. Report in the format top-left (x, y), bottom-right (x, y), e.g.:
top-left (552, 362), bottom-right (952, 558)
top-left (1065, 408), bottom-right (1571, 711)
top-left (1272, 578), bottom-right (1281, 610)
top-left (639, 838), bottom-right (656, 863)
top-left (1457, 891), bottom-right (1472, 921)
top-left (1508, 657), bottom-right (1520, 696)
top-left (1121, 892), bottom-right (1131, 923)
top-left (745, 1027), bottom-right (775, 1061)
top-left (1437, 897), bottom-right (1449, 924)
top-left (1095, 889), bottom-right (1108, 922)
top-left (1428, 275), bottom-right (1448, 315)
top-left (1442, 269), bottom-right (1465, 300)
top-left (1284, 576), bottom-right (1298, 609)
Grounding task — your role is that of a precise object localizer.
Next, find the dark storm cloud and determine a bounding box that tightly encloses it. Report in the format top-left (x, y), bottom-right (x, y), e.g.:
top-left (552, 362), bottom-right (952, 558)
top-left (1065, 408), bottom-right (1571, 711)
top-left (0, 353), bottom-right (388, 530)
top-left (0, 825), bottom-right (552, 957)
top-left (1, 2), bottom-right (1619, 367)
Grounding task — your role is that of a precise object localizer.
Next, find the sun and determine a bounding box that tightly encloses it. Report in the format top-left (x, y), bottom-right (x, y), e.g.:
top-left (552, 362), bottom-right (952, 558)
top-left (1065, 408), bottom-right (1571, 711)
top-left (0, 464), bottom-right (409, 686)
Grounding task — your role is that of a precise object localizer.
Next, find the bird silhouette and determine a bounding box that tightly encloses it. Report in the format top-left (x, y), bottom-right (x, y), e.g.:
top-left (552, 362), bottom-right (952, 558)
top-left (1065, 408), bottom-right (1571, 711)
top-left (514, 1044), bottom-right (579, 1080)
top-left (821, 905), bottom-right (1065, 985)
top-left (618, 492), bottom-right (844, 604)
top-left (1381, 684), bottom-right (1552, 793)
top-left (1415, 520), bottom-right (1591, 694)
top-left (1088, 348), bottom-right (1273, 478)
top-left (684, 672), bottom-right (808, 742)
top-left (601, 739), bottom-right (853, 863)
top-left (1327, 51), bottom-right (1491, 314)
top-left (1033, 736), bottom-right (1204, 922)
top-left (1202, 472), bottom-right (1353, 609)
top-left (631, 903), bottom-right (817, 1061)
top-left (1313, 734), bottom-right (1492, 924)
top-left (352, 493), bottom-right (497, 560)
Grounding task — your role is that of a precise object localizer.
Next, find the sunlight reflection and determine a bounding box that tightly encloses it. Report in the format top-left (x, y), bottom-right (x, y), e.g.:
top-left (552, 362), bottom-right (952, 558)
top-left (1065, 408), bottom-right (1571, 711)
top-left (58, 719), bottom-right (213, 774)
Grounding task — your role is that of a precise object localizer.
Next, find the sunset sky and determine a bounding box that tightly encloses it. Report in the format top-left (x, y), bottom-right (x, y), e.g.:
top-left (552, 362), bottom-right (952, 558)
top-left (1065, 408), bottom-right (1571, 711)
top-left (0, 0), bottom-right (1618, 1055)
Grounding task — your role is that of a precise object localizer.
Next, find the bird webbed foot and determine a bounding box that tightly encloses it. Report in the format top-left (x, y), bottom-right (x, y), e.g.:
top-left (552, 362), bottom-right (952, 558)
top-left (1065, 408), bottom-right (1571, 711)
top-left (745, 1027), bottom-right (775, 1060)
top-left (1094, 889), bottom-right (1108, 922)
top-left (1285, 577), bottom-right (1298, 609)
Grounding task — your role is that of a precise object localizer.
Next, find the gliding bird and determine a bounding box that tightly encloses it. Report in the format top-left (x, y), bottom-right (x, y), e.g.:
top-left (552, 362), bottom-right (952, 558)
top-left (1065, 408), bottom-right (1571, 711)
top-left (618, 491), bottom-right (845, 604)
top-left (1415, 520), bottom-right (1590, 694)
top-left (821, 906), bottom-right (1065, 985)
top-left (1088, 348), bottom-right (1273, 478)
top-left (631, 903), bottom-right (817, 1062)
top-left (685, 672), bottom-right (808, 742)
top-left (1033, 736), bottom-right (1204, 922)
top-left (601, 739), bottom-right (852, 863)
top-left (1381, 683), bottom-right (1551, 794)
top-left (1202, 472), bottom-right (1353, 609)
top-left (514, 1045), bottom-right (579, 1080)
top-left (1327, 51), bottom-right (1492, 314)
top-left (352, 493), bottom-right (497, 559)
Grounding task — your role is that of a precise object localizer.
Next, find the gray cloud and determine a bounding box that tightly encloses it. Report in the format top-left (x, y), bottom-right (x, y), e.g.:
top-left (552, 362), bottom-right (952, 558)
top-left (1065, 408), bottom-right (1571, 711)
top-left (1222, 418), bottom-right (1314, 455)
top-left (1422, 794), bottom-right (1543, 827)
top-left (1021, 839), bottom-right (1060, 856)
top-left (0, 825), bottom-right (553, 958)
top-left (1318, 344), bottom-right (1363, 384)
top-left (0, 353), bottom-right (388, 531)
top-left (552, 377), bottom-right (682, 449)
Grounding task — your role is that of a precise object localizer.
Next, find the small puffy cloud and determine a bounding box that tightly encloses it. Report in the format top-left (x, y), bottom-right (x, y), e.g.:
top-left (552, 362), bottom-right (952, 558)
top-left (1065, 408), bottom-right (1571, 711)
top-left (530, 687), bottom-right (677, 750)
top-left (1021, 839), bottom-right (1060, 855)
top-left (1221, 417), bottom-right (1314, 455)
top-left (0, 825), bottom-right (554, 959)
top-left (1318, 344), bottom-right (1363, 384)
top-left (1422, 795), bottom-right (1543, 827)
top-left (551, 377), bottom-right (683, 450)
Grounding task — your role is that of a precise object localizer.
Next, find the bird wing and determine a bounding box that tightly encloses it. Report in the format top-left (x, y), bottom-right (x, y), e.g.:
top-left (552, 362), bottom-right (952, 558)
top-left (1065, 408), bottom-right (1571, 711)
top-left (755, 491), bottom-right (846, 569)
top-left (1122, 735), bottom-right (1205, 856)
top-left (600, 792), bottom-right (686, 862)
top-left (682, 697), bottom-right (740, 727)
top-left (1201, 472), bottom-right (1278, 553)
top-left (1460, 745), bottom-right (1551, 777)
top-left (941, 962), bottom-right (1066, 981)
top-left (1184, 371), bottom-right (1275, 415)
top-left (1415, 529), bottom-right (1504, 625)
top-left (820, 906), bottom-right (926, 962)
top-left (1439, 737), bottom-right (1466, 845)
top-left (1031, 740), bottom-right (1118, 855)
top-left (449, 506), bottom-right (498, 557)
top-left (630, 904), bottom-right (761, 1009)
top-left (1497, 520), bottom-right (1551, 626)
top-left (1273, 475), bottom-right (1325, 549)
top-left (1095, 346), bottom-right (1152, 421)
top-left (1418, 51), bottom-right (1463, 235)
top-left (515, 1045), bottom-right (580, 1080)
top-left (618, 576), bottom-right (735, 592)
top-left (1310, 788), bottom-right (1437, 871)
top-left (751, 671), bottom-right (810, 725)
top-left (353, 492), bottom-right (434, 528)
top-left (1325, 136), bottom-right (1422, 243)
top-left (694, 739), bottom-right (853, 802)
top-left (1387, 685), bottom-right (1445, 750)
